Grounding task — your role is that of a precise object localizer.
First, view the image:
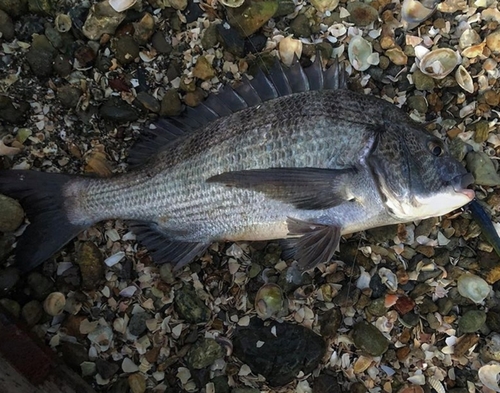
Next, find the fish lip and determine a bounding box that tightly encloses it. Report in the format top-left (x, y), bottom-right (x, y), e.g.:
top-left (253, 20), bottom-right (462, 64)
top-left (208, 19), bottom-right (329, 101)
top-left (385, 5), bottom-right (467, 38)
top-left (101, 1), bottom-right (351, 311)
top-left (452, 173), bottom-right (475, 200)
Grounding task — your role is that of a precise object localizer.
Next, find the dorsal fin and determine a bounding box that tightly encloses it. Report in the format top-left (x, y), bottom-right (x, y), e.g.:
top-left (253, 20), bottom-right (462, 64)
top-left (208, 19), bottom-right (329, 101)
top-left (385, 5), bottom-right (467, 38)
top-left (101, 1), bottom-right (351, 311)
top-left (128, 55), bottom-right (348, 168)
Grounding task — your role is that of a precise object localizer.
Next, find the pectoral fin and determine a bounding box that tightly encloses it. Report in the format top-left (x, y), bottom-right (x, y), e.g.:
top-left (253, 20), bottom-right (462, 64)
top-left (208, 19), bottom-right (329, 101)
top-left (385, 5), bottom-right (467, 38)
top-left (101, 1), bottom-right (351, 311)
top-left (207, 167), bottom-right (355, 210)
top-left (283, 218), bottom-right (342, 271)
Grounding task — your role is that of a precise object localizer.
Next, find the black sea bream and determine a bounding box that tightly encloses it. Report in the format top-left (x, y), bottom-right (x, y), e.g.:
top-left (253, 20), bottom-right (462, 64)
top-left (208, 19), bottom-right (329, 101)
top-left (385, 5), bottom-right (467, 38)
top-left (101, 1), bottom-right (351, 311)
top-left (0, 58), bottom-right (475, 272)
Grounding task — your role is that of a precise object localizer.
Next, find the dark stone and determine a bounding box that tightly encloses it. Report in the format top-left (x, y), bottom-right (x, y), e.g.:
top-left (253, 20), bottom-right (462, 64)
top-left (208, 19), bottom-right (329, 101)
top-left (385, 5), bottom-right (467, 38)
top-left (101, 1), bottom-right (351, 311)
top-left (113, 35), bottom-right (140, 65)
top-left (232, 319), bottom-right (326, 386)
top-left (96, 359), bottom-right (119, 379)
top-left (289, 13), bottom-right (311, 37)
top-left (26, 38), bottom-right (55, 77)
top-left (212, 375), bottom-right (230, 393)
top-left (75, 45), bottom-right (97, 67)
top-left (151, 31), bottom-right (172, 54)
top-left (136, 91), bottom-right (161, 113)
top-left (313, 373), bottom-right (341, 393)
top-left (129, 312), bottom-right (149, 336)
top-left (274, 0), bottom-right (295, 17)
top-left (57, 86), bottom-right (82, 109)
top-left (0, 9), bottom-right (14, 40)
top-left (53, 54), bottom-right (73, 77)
top-left (0, 0), bottom-right (28, 18)
top-left (217, 24), bottom-right (245, 57)
top-left (369, 273), bottom-right (386, 298)
top-left (184, 0), bottom-right (203, 23)
top-left (99, 97), bottom-right (139, 122)
top-left (244, 34), bottom-right (267, 54)
top-left (0, 267), bottom-right (20, 296)
top-left (333, 284), bottom-right (360, 307)
top-left (186, 338), bottom-right (224, 369)
top-left (60, 342), bottom-right (89, 370)
top-left (174, 283), bottom-right (210, 323)
top-left (0, 95), bottom-right (29, 124)
top-left (351, 321), bottom-right (389, 356)
top-left (27, 272), bottom-right (54, 300)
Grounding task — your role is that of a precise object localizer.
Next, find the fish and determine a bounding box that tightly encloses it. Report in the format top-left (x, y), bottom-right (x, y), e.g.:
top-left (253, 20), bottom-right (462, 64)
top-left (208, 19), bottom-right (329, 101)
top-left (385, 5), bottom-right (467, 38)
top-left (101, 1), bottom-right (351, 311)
top-left (0, 56), bottom-right (475, 273)
top-left (468, 199), bottom-right (500, 257)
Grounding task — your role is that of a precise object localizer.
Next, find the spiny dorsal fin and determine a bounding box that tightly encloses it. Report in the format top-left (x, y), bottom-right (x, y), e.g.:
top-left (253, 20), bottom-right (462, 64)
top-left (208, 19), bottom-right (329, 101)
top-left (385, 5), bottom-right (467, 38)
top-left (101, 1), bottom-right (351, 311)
top-left (128, 55), bottom-right (348, 168)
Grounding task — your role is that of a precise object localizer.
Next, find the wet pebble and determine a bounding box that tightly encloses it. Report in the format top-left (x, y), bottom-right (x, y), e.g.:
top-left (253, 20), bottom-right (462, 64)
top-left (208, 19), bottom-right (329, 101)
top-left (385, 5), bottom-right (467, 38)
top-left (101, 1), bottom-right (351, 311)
top-left (413, 69), bottom-right (435, 91)
top-left (184, 88), bottom-right (205, 107)
top-left (26, 35), bottom-right (56, 77)
top-left (160, 89), bottom-right (182, 117)
top-left (437, 297), bottom-right (454, 315)
top-left (0, 194), bottom-right (24, 232)
top-left (77, 241), bottom-right (104, 291)
top-left (187, 338), bottom-right (224, 369)
top-left (27, 272), bottom-right (54, 300)
top-left (96, 359), bottom-right (120, 380)
top-left (459, 309), bottom-right (487, 333)
top-left (0, 9), bottom-right (14, 40)
top-left (289, 13), bottom-right (311, 37)
top-left (75, 45), bottom-right (97, 67)
top-left (136, 92), bottom-right (160, 113)
top-left (21, 300), bottom-right (43, 326)
top-left (347, 2), bottom-right (379, 26)
top-left (366, 298), bottom-right (389, 317)
top-left (352, 321), bottom-right (389, 356)
top-left (226, 0), bottom-right (279, 37)
top-left (0, 267), bottom-right (20, 296)
top-left (128, 373), bottom-right (146, 393)
top-left (151, 31), bottom-right (172, 54)
top-left (193, 55), bottom-right (216, 80)
top-left (407, 95), bottom-right (428, 113)
top-left (100, 97), bottom-right (139, 122)
top-left (174, 283), bottom-right (210, 323)
top-left (333, 284), bottom-right (360, 307)
top-left (133, 13), bottom-right (155, 45)
top-left (57, 86), bottom-right (82, 109)
top-left (233, 320), bottom-right (326, 386)
top-left (113, 35), bottom-right (140, 65)
top-left (201, 24), bottom-right (218, 50)
top-left (129, 312), bottom-right (149, 336)
top-left (466, 152), bottom-right (500, 186)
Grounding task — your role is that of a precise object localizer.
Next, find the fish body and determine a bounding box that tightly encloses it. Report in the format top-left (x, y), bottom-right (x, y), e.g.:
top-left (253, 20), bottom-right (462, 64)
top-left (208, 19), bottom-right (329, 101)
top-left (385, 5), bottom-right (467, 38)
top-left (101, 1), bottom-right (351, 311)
top-left (0, 59), bottom-right (474, 271)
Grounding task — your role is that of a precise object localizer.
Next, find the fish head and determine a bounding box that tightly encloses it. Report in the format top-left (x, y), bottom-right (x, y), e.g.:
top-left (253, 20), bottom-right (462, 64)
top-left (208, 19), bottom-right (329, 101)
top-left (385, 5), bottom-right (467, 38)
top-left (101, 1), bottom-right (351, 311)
top-left (368, 114), bottom-right (474, 221)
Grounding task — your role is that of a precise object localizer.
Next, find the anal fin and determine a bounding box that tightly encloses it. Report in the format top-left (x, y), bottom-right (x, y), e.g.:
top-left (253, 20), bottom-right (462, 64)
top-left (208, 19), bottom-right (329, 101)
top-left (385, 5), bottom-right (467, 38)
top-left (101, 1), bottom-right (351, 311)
top-left (128, 221), bottom-right (209, 270)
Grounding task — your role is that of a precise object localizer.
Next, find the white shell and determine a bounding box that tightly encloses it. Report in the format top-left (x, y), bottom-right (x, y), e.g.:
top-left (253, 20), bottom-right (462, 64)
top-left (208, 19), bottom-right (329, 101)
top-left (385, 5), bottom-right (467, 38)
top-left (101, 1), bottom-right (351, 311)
top-left (478, 363), bottom-right (500, 392)
top-left (108, 0), bottom-right (137, 13)
top-left (455, 65), bottom-right (474, 93)
top-left (378, 267), bottom-right (398, 291)
top-left (401, 0), bottom-right (438, 28)
top-left (219, 0), bottom-right (245, 7)
top-left (43, 292), bottom-right (66, 316)
top-left (348, 36), bottom-right (373, 72)
top-left (418, 48), bottom-right (461, 79)
top-left (457, 273), bottom-right (491, 303)
top-left (55, 14), bottom-right (72, 33)
top-left (88, 326), bottom-right (114, 352)
top-left (279, 36), bottom-right (303, 67)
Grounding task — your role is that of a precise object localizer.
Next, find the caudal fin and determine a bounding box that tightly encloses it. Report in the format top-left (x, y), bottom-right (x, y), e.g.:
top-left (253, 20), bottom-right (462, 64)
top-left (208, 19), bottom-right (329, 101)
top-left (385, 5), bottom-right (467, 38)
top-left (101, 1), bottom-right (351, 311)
top-left (0, 170), bottom-right (87, 272)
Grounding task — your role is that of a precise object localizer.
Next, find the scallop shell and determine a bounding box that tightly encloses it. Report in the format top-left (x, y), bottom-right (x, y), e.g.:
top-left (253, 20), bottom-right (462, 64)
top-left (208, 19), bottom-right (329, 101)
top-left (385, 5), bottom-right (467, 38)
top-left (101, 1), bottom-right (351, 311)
top-left (219, 0), bottom-right (245, 7)
top-left (348, 36), bottom-right (375, 72)
top-left (55, 14), bottom-right (72, 33)
top-left (418, 48), bottom-right (460, 79)
top-left (109, 0), bottom-right (137, 12)
top-left (478, 363), bottom-right (500, 392)
top-left (456, 65), bottom-right (474, 93)
top-left (457, 273), bottom-right (491, 303)
top-left (401, 0), bottom-right (438, 28)
top-left (279, 36), bottom-right (303, 67)
top-left (428, 377), bottom-right (445, 393)
top-left (43, 292), bottom-right (66, 316)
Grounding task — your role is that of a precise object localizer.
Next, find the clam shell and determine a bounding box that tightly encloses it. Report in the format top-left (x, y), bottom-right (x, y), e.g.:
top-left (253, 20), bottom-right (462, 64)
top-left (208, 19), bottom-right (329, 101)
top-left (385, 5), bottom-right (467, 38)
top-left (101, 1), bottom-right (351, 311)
top-left (55, 14), bottom-right (72, 33)
top-left (418, 48), bottom-right (460, 79)
top-left (109, 0), bottom-right (137, 13)
top-left (348, 36), bottom-right (373, 71)
top-left (401, 0), bottom-right (437, 28)
top-left (219, 0), bottom-right (245, 7)
top-left (478, 363), bottom-right (500, 392)
top-left (456, 65), bottom-right (474, 93)
top-left (457, 273), bottom-right (491, 303)
top-left (279, 36), bottom-right (303, 67)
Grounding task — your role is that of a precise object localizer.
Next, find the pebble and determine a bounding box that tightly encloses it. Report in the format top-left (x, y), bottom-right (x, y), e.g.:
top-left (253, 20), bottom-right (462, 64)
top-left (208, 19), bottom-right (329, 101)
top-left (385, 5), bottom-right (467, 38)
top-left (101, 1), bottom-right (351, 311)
top-left (481, 333), bottom-right (500, 362)
top-left (128, 373), bottom-right (146, 393)
top-left (0, 298), bottom-right (21, 318)
top-left (217, 24), bottom-right (245, 57)
top-left (0, 95), bottom-right (29, 124)
top-left (129, 312), bottom-right (149, 336)
top-left (184, 1), bottom-right (203, 23)
top-left (187, 338), bottom-right (224, 369)
top-left (133, 13), bottom-right (155, 45)
top-left (82, 1), bottom-right (126, 40)
top-left (0, 194), bottom-right (24, 232)
top-left (193, 55), bottom-right (216, 80)
top-left (366, 298), bottom-right (389, 317)
top-left (27, 271), bottom-right (54, 300)
top-left (319, 307), bottom-right (342, 339)
top-left (458, 309), bottom-right (487, 333)
top-left (487, 311), bottom-right (500, 332)
top-left (184, 88), bottom-right (205, 107)
top-left (96, 359), bottom-right (120, 380)
top-left (347, 2), bottom-right (379, 26)
top-left (26, 35), bottom-right (56, 77)
top-left (0, 0), bottom-right (28, 17)
top-left (333, 284), bottom-right (360, 307)
top-left (53, 54), bottom-right (73, 77)
top-left (232, 389), bottom-right (259, 393)
top-left (466, 151), bottom-right (500, 186)
top-left (244, 33), bottom-right (268, 54)
top-left (160, 89), bottom-right (182, 117)
top-left (289, 14), bottom-right (312, 37)
top-left (174, 283), bottom-right (210, 323)
top-left (413, 69), bottom-right (435, 91)
top-left (0, 267), bottom-right (20, 296)
top-left (113, 35), bottom-right (140, 65)
top-left (100, 97), bottom-right (139, 122)
top-left (75, 45), bottom-right (97, 67)
top-left (77, 241), bottom-right (104, 291)
top-left (57, 86), bottom-right (82, 109)
top-left (232, 320), bottom-right (326, 386)
top-left (275, 0), bottom-right (295, 16)
top-left (136, 92), bottom-right (160, 113)
top-left (21, 300), bottom-right (43, 326)
top-left (151, 31), bottom-right (172, 54)
top-left (313, 374), bottom-right (341, 393)
top-left (485, 29), bottom-right (500, 53)
top-left (474, 120), bottom-right (490, 143)
top-left (226, 0), bottom-right (279, 37)
top-left (0, 9), bottom-right (14, 40)
top-left (352, 321), bottom-right (389, 356)
top-left (212, 376), bottom-right (230, 393)
top-left (201, 24), bottom-right (218, 50)
top-left (407, 95), bottom-right (428, 113)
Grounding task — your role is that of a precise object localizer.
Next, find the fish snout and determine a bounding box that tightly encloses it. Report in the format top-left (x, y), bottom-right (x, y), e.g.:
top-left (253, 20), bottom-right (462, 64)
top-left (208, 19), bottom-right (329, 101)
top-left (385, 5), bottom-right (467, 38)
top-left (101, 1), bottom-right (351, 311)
top-left (452, 172), bottom-right (475, 200)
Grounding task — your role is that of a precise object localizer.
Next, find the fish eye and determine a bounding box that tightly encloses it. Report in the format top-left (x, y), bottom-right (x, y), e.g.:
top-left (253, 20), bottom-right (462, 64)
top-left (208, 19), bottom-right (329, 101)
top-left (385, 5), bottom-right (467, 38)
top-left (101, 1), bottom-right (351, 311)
top-left (428, 140), bottom-right (444, 156)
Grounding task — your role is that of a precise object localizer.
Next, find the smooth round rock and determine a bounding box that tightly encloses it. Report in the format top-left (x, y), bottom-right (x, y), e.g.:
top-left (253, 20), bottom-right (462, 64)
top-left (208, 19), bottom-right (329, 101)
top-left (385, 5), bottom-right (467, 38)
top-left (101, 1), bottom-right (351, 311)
top-left (0, 194), bottom-right (24, 232)
top-left (347, 2), bottom-right (379, 26)
top-left (352, 321), bottom-right (389, 356)
top-left (458, 310), bottom-right (487, 333)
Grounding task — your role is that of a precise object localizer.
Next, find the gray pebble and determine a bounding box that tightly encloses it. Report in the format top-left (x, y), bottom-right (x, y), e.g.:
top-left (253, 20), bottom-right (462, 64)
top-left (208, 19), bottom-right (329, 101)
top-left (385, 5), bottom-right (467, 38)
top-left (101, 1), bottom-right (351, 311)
top-left (27, 272), bottom-right (54, 300)
top-left (0, 194), bottom-right (24, 232)
top-left (352, 321), bottom-right (389, 356)
top-left (459, 309), bottom-right (487, 333)
top-left (129, 312), bottom-right (149, 336)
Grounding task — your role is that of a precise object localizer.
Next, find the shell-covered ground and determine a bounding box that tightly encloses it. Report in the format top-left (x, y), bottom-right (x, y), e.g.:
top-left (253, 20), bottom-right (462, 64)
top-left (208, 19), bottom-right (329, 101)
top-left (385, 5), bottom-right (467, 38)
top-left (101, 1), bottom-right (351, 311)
top-left (0, 0), bottom-right (500, 392)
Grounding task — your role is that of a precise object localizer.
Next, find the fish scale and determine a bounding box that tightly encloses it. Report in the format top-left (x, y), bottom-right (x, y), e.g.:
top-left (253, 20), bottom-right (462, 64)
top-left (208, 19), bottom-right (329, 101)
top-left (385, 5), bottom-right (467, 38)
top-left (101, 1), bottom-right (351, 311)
top-left (0, 58), bottom-right (476, 271)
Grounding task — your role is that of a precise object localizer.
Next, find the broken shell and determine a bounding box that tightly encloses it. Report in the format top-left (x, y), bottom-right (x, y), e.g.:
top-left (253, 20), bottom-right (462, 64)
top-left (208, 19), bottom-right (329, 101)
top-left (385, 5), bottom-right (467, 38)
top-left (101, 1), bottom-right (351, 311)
top-left (418, 48), bottom-right (460, 79)
top-left (219, 0), bottom-right (245, 7)
top-left (478, 363), bottom-right (500, 392)
top-left (311, 0), bottom-right (340, 13)
top-left (455, 65), bottom-right (474, 94)
top-left (459, 29), bottom-right (481, 49)
top-left (255, 283), bottom-right (285, 320)
top-left (401, 0), bottom-right (438, 29)
top-left (279, 36), bottom-right (302, 67)
top-left (88, 326), bottom-right (114, 352)
top-left (348, 36), bottom-right (374, 71)
top-left (55, 14), bottom-right (72, 33)
top-left (378, 267), bottom-right (398, 291)
top-left (457, 273), bottom-right (491, 303)
top-left (43, 292), bottom-right (66, 316)
top-left (462, 42), bottom-right (487, 58)
top-left (109, 0), bottom-right (137, 12)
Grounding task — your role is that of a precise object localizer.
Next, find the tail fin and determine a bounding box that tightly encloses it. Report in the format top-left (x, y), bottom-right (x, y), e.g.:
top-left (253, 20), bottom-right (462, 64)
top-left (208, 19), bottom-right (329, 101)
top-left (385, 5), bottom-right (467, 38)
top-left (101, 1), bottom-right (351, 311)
top-left (0, 170), bottom-right (87, 272)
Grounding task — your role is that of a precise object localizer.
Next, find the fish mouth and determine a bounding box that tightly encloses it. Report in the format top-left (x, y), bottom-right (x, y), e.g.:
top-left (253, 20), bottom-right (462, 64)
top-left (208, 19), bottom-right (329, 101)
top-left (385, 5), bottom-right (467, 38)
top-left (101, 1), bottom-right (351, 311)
top-left (452, 173), bottom-right (475, 200)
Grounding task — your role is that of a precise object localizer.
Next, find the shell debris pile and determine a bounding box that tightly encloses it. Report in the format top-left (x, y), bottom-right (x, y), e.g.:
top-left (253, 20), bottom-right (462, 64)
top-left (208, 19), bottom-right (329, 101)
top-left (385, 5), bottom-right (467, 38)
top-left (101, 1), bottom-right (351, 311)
top-left (0, 0), bottom-right (500, 391)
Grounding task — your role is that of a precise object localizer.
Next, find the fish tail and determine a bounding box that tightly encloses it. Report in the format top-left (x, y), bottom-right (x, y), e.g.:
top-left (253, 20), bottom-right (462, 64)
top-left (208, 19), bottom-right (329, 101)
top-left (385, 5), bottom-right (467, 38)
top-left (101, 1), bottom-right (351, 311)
top-left (0, 170), bottom-right (87, 272)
